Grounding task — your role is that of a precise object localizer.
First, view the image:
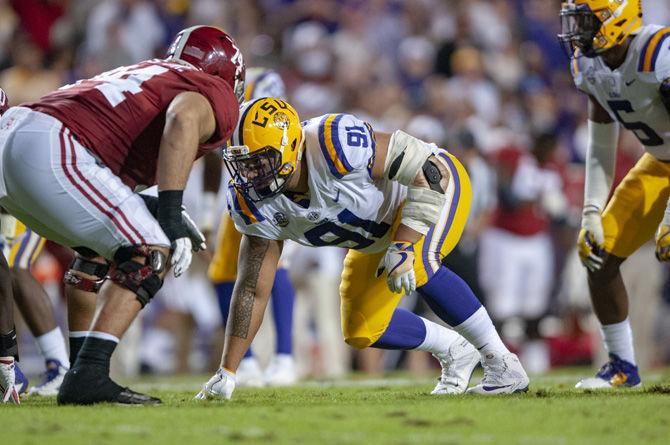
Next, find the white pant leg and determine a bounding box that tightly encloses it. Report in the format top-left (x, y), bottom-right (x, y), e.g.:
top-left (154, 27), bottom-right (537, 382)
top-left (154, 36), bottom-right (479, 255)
top-left (519, 233), bottom-right (554, 319)
top-left (479, 228), bottom-right (522, 320)
top-left (0, 108), bottom-right (168, 259)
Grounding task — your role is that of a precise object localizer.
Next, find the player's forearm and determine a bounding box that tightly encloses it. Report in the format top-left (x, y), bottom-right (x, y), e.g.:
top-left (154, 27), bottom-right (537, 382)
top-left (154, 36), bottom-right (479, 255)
top-left (157, 112), bottom-right (201, 192)
top-left (221, 236), bottom-right (280, 372)
top-left (584, 120), bottom-right (619, 213)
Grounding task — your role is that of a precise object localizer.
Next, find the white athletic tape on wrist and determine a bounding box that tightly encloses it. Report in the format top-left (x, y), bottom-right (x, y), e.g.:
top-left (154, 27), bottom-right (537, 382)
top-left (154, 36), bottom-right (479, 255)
top-left (401, 186), bottom-right (446, 235)
top-left (384, 130), bottom-right (434, 186)
top-left (584, 120), bottom-right (618, 211)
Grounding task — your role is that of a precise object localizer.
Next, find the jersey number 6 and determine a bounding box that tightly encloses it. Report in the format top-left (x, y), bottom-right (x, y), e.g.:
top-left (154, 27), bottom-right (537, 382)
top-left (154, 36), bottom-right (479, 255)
top-left (607, 100), bottom-right (663, 146)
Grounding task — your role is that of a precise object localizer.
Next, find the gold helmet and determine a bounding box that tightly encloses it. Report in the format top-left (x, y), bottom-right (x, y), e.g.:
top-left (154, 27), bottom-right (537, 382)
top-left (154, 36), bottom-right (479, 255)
top-left (559, 0), bottom-right (642, 57)
top-left (224, 97), bottom-right (303, 201)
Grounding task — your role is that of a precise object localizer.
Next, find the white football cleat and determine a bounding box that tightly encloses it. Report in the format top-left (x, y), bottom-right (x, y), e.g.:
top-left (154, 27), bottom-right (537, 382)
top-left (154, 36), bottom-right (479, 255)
top-left (195, 368), bottom-right (236, 401)
top-left (431, 337), bottom-right (480, 395)
top-left (467, 352), bottom-right (529, 395)
top-left (0, 357), bottom-right (20, 404)
top-left (264, 354), bottom-right (298, 387)
top-left (236, 357), bottom-right (265, 388)
top-left (28, 359), bottom-right (68, 397)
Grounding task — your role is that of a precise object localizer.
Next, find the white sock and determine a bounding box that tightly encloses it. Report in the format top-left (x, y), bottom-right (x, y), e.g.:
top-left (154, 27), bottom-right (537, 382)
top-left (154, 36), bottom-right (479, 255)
top-left (35, 327), bottom-right (69, 367)
top-left (454, 307), bottom-right (509, 357)
top-left (414, 316), bottom-right (461, 354)
top-left (601, 318), bottom-right (636, 365)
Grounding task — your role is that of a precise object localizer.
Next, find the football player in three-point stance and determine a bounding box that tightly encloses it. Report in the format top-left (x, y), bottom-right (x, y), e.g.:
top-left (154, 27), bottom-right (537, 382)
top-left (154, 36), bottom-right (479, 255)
top-left (560, 0), bottom-right (670, 388)
top-left (196, 98), bottom-right (530, 400)
top-left (207, 68), bottom-right (298, 386)
top-left (0, 26), bottom-right (244, 404)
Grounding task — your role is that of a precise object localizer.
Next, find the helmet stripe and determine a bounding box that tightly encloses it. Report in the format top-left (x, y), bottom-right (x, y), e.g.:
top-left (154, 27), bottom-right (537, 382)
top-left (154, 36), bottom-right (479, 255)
top-left (234, 98), bottom-right (265, 146)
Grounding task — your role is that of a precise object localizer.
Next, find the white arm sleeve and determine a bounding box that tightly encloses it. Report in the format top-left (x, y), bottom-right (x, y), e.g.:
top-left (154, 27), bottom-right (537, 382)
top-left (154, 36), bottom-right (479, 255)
top-left (583, 120), bottom-right (619, 213)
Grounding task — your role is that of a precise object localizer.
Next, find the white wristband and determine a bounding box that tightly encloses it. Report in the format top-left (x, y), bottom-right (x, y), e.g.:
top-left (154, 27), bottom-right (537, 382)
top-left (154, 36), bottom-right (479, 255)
top-left (584, 120), bottom-right (618, 211)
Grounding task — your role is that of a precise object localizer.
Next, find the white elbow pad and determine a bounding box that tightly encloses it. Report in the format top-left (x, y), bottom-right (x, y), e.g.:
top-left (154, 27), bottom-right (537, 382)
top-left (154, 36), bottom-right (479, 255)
top-left (401, 186), bottom-right (446, 235)
top-left (384, 130), bottom-right (434, 185)
top-left (584, 120), bottom-right (618, 212)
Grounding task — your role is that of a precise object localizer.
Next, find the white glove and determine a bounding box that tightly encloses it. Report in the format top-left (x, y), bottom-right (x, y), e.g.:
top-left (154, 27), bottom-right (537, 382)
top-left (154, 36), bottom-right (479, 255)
top-left (171, 237), bottom-right (192, 278)
top-left (0, 357), bottom-right (20, 404)
top-left (195, 367), bottom-right (236, 401)
top-left (181, 208), bottom-right (207, 252)
top-left (578, 209), bottom-right (605, 272)
top-left (376, 242), bottom-right (416, 296)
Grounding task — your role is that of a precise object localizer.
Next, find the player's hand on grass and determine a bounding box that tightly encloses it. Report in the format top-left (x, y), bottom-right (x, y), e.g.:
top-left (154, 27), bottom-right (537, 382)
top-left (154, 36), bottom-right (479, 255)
top-left (578, 209), bottom-right (605, 272)
top-left (376, 241), bottom-right (416, 296)
top-left (0, 357), bottom-right (20, 405)
top-left (195, 368), bottom-right (236, 401)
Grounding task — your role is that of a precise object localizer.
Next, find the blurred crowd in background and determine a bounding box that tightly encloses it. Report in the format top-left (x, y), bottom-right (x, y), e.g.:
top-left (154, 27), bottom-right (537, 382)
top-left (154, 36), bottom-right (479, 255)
top-left (3, 0), bottom-right (670, 382)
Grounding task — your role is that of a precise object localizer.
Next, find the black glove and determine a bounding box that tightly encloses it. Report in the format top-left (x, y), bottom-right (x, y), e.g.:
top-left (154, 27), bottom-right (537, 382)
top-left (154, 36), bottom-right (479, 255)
top-left (139, 192), bottom-right (206, 251)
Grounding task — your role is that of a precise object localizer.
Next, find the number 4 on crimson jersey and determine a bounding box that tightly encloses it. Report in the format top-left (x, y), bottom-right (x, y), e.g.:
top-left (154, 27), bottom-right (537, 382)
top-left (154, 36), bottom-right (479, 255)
top-left (24, 60), bottom-right (239, 189)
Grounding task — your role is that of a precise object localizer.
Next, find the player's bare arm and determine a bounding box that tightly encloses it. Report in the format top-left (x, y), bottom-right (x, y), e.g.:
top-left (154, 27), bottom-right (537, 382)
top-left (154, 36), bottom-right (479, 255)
top-left (223, 235), bottom-right (282, 369)
top-left (154, 91), bottom-right (216, 275)
top-left (157, 91), bottom-right (216, 191)
top-left (197, 234), bottom-right (281, 400)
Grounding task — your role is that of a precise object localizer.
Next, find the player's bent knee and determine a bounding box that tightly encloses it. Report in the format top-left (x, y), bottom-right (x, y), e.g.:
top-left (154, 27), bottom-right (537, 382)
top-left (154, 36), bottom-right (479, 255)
top-left (110, 245), bottom-right (166, 308)
top-left (342, 312), bottom-right (380, 349)
top-left (63, 254), bottom-right (110, 293)
top-left (344, 335), bottom-right (375, 349)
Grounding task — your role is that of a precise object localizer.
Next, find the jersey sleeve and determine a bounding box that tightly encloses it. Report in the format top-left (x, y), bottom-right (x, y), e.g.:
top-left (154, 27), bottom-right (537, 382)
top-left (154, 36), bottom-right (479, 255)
top-left (633, 26), bottom-right (670, 82)
top-left (315, 113), bottom-right (376, 179)
top-left (651, 34), bottom-right (670, 83)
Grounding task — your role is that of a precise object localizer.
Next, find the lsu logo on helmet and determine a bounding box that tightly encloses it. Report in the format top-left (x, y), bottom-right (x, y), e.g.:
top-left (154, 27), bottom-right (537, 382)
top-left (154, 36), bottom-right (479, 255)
top-left (559, 0), bottom-right (642, 58)
top-left (224, 97), bottom-right (303, 202)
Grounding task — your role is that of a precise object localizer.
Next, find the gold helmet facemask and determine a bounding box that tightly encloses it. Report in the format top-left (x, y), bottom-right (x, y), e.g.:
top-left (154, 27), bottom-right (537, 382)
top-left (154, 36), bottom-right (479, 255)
top-left (558, 0), bottom-right (642, 58)
top-left (223, 98), bottom-right (303, 202)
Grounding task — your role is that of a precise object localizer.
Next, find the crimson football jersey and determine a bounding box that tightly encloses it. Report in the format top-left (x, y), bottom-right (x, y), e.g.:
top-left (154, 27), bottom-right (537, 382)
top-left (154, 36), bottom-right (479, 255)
top-left (26, 59), bottom-right (238, 189)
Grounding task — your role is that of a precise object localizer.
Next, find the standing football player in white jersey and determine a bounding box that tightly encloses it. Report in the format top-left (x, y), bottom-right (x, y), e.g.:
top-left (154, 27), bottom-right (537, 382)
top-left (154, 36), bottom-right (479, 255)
top-left (559, 0), bottom-right (670, 388)
top-left (196, 98), bottom-right (530, 400)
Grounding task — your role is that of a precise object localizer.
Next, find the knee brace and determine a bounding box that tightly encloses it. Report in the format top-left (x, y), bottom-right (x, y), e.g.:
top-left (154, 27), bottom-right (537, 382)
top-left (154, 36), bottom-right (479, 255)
top-left (110, 246), bottom-right (165, 308)
top-left (63, 257), bottom-right (110, 292)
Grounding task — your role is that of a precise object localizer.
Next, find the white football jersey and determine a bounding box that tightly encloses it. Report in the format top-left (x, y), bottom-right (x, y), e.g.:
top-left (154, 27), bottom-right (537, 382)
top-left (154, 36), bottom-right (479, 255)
top-left (227, 113), bottom-right (407, 253)
top-left (572, 24), bottom-right (670, 160)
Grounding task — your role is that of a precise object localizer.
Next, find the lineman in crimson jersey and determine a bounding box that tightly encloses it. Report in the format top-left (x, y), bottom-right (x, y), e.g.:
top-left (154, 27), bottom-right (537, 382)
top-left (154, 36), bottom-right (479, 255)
top-left (0, 26), bottom-right (244, 405)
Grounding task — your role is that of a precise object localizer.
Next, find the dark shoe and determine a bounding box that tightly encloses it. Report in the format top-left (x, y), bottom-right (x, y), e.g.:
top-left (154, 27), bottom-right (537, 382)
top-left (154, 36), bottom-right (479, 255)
top-left (116, 387), bottom-right (162, 405)
top-left (57, 365), bottom-right (122, 405)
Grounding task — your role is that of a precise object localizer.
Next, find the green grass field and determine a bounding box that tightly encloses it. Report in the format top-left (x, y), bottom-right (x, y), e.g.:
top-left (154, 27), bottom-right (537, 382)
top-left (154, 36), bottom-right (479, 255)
top-left (4, 369), bottom-right (670, 445)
